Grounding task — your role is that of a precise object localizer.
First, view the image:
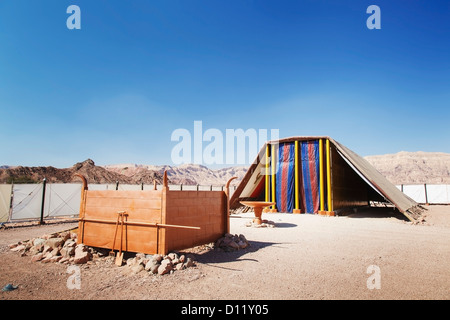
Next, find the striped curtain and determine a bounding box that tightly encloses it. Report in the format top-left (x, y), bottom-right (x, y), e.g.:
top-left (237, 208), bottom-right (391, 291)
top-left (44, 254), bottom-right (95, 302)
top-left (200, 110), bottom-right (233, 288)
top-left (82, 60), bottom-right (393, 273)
top-left (275, 142), bottom-right (295, 213)
top-left (300, 140), bottom-right (320, 213)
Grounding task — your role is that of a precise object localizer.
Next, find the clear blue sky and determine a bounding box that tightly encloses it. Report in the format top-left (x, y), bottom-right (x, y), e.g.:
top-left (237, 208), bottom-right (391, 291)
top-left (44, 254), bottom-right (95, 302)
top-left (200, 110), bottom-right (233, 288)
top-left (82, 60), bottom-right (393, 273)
top-left (1, 0), bottom-right (449, 168)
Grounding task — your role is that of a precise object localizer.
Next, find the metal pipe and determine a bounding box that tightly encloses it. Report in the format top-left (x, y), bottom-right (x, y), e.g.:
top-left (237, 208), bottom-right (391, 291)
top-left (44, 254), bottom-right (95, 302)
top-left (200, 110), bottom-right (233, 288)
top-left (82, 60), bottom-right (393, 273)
top-left (39, 178), bottom-right (47, 225)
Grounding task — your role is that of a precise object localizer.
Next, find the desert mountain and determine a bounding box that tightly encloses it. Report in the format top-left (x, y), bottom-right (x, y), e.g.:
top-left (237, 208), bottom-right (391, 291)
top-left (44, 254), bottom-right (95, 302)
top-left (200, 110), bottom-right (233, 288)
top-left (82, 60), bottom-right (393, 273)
top-left (103, 163), bottom-right (247, 186)
top-left (1, 151), bottom-right (449, 186)
top-left (0, 159), bottom-right (163, 184)
top-left (364, 151), bottom-right (450, 185)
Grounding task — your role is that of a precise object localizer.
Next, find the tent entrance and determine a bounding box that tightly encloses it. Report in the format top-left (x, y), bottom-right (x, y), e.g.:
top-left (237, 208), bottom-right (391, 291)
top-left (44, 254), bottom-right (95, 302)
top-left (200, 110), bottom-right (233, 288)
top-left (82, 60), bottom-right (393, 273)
top-left (264, 139), bottom-right (330, 214)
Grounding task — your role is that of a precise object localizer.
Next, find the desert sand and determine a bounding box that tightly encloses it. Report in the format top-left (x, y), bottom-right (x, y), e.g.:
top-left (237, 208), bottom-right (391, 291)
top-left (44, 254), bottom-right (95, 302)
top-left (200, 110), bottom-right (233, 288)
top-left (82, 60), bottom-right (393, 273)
top-left (0, 205), bottom-right (449, 301)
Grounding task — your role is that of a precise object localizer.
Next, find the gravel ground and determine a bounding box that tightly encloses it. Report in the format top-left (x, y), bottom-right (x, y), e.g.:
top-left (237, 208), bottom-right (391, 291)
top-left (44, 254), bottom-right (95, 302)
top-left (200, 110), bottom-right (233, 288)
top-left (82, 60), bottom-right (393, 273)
top-left (1, 206), bottom-right (449, 301)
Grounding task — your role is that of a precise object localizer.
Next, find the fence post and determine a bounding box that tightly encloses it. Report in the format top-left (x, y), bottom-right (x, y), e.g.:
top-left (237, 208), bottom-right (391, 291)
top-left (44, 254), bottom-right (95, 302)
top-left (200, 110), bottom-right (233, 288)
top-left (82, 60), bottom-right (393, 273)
top-left (39, 178), bottom-right (47, 225)
top-left (424, 184), bottom-right (429, 205)
top-left (115, 181), bottom-right (119, 190)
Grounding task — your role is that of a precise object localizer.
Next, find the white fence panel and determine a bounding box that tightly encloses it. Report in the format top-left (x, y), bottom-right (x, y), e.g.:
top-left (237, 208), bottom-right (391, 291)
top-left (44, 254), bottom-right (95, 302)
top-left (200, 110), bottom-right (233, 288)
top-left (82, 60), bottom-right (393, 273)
top-left (0, 184), bottom-right (12, 222)
top-left (44, 184), bottom-right (81, 217)
top-left (402, 185), bottom-right (427, 204)
top-left (426, 184), bottom-right (450, 204)
top-left (11, 184), bottom-right (43, 220)
top-left (88, 184), bottom-right (115, 190)
top-left (118, 184), bottom-right (143, 191)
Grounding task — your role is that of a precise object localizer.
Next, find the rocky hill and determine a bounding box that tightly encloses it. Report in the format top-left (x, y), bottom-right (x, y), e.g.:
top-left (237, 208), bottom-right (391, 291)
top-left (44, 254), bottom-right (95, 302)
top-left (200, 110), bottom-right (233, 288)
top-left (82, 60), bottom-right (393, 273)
top-left (0, 159), bottom-right (163, 184)
top-left (364, 151), bottom-right (450, 185)
top-left (1, 151), bottom-right (449, 186)
top-left (103, 163), bottom-right (247, 186)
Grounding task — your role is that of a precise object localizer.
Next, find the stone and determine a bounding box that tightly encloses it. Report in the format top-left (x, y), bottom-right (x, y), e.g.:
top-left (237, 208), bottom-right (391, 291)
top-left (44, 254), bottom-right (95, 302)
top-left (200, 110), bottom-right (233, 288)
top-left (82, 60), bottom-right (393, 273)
top-left (10, 244), bottom-right (26, 252)
top-left (176, 263), bottom-right (185, 271)
top-left (215, 238), bottom-right (223, 247)
top-left (60, 246), bottom-right (75, 258)
top-left (50, 256), bottom-right (63, 263)
top-left (185, 257), bottom-right (194, 268)
top-left (228, 241), bottom-right (239, 249)
top-left (41, 257), bottom-right (53, 263)
top-left (63, 239), bottom-right (76, 248)
top-left (168, 252), bottom-right (179, 261)
top-left (131, 264), bottom-right (144, 274)
top-left (152, 254), bottom-right (163, 263)
top-left (44, 252), bottom-right (53, 259)
top-left (8, 243), bottom-right (19, 249)
top-left (74, 251), bottom-right (91, 264)
top-left (59, 232), bottom-right (71, 242)
top-left (238, 240), bottom-right (248, 249)
top-left (31, 253), bottom-right (44, 262)
top-left (74, 244), bottom-right (88, 254)
top-left (42, 245), bottom-right (52, 255)
top-left (127, 257), bottom-right (137, 267)
top-left (28, 244), bottom-right (43, 256)
top-left (136, 253), bottom-right (146, 260)
top-left (144, 258), bottom-right (159, 271)
top-left (59, 257), bottom-right (70, 264)
top-left (73, 245), bottom-right (91, 264)
top-left (149, 263), bottom-right (160, 274)
top-left (158, 259), bottom-right (173, 275)
top-left (33, 238), bottom-right (45, 247)
top-left (239, 234), bottom-right (247, 242)
top-left (44, 237), bottom-right (65, 249)
top-left (51, 248), bottom-right (60, 257)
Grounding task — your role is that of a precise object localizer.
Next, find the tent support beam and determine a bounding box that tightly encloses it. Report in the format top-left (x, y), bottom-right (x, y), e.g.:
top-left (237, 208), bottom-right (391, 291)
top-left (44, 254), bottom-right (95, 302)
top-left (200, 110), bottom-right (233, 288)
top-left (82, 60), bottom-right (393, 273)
top-left (270, 144), bottom-right (277, 212)
top-left (319, 138), bottom-right (335, 216)
top-left (319, 139), bottom-right (324, 211)
top-left (293, 140), bottom-right (301, 213)
top-left (265, 144), bottom-right (269, 203)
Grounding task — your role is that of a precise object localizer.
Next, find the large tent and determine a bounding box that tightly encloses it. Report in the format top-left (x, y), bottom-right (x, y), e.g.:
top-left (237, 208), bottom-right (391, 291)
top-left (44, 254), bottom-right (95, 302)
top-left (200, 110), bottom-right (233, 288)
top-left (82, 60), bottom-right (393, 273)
top-left (230, 136), bottom-right (423, 222)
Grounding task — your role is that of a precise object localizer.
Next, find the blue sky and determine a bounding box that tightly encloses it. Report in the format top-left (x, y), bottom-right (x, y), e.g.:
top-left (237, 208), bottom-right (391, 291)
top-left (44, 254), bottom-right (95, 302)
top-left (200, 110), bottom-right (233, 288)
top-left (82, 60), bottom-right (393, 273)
top-left (0, 0), bottom-right (449, 168)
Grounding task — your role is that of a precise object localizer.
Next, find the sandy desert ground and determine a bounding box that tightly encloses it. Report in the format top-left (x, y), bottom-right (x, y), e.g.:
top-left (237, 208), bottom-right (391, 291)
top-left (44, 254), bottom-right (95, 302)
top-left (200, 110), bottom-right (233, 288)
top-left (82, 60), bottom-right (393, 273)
top-left (1, 205), bottom-right (449, 302)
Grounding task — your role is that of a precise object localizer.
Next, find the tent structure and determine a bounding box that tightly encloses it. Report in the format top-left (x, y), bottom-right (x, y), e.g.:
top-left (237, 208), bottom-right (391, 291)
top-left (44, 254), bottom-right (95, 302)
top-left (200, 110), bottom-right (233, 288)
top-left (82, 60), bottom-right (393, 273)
top-left (230, 136), bottom-right (423, 222)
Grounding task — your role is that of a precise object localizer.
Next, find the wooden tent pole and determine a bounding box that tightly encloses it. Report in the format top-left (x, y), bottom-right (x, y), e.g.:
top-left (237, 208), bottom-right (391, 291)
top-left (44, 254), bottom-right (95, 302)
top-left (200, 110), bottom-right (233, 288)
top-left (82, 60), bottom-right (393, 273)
top-left (265, 144), bottom-right (269, 203)
top-left (326, 139), bottom-right (333, 212)
top-left (319, 139), bottom-right (325, 212)
top-left (271, 143), bottom-right (277, 212)
top-left (293, 140), bottom-right (301, 213)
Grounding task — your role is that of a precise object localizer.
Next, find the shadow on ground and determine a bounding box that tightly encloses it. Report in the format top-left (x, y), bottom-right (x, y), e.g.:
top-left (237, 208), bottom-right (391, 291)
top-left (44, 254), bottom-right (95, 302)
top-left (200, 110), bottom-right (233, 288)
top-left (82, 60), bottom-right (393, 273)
top-left (188, 240), bottom-right (280, 270)
top-left (339, 206), bottom-right (410, 221)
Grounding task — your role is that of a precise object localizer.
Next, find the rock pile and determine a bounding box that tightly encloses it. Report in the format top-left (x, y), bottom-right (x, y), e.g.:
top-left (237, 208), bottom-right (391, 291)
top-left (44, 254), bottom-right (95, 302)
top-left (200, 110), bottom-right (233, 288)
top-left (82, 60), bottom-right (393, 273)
top-left (9, 230), bottom-right (197, 276)
top-left (126, 252), bottom-right (196, 275)
top-left (214, 233), bottom-right (249, 251)
top-left (8, 230), bottom-right (97, 264)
